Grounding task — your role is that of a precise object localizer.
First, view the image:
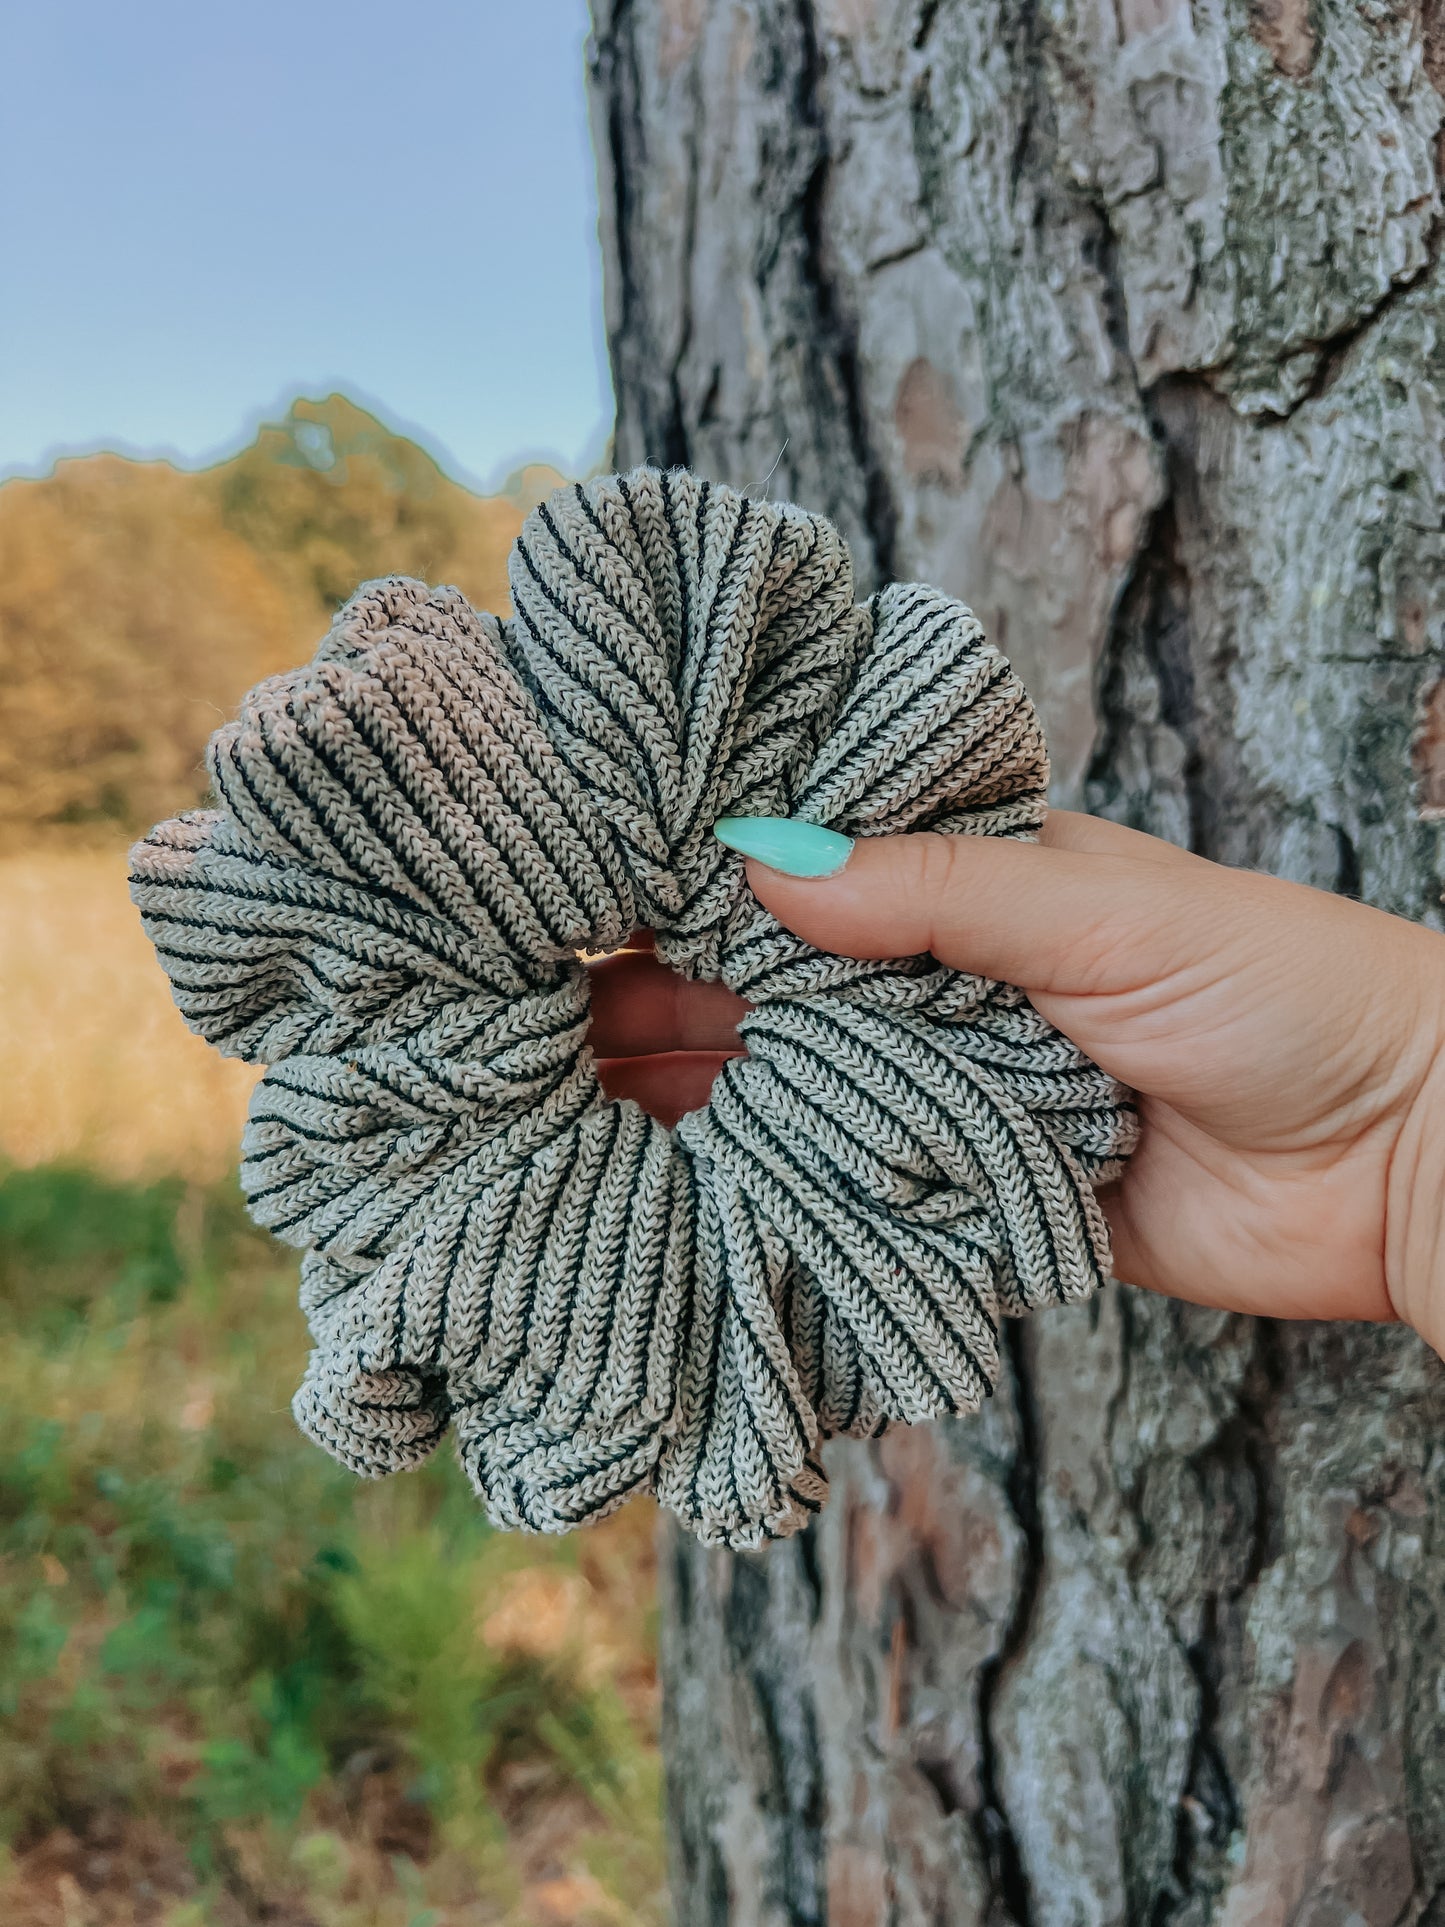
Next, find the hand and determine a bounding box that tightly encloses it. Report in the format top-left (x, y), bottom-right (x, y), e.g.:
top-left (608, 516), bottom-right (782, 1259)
top-left (721, 811), bottom-right (1445, 1355)
top-left (588, 930), bottom-right (750, 1130)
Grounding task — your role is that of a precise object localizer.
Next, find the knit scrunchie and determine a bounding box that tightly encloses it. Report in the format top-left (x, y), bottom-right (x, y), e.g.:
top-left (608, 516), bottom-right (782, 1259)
top-left (130, 467), bottom-right (1136, 1549)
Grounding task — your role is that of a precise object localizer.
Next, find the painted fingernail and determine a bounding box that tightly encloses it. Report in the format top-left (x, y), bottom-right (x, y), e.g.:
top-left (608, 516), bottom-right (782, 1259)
top-left (712, 816), bottom-right (855, 878)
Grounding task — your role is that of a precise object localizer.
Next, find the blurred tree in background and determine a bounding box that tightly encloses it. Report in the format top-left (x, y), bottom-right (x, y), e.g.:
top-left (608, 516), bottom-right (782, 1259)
top-left (0, 396), bottom-right (558, 853)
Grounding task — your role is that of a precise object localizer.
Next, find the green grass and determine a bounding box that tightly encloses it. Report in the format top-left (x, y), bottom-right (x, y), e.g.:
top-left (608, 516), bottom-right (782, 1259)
top-left (0, 1165), bottom-right (663, 1925)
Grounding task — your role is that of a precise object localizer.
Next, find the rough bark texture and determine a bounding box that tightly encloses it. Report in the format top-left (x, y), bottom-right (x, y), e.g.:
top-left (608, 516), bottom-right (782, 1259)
top-left (586, 3), bottom-right (1445, 1919)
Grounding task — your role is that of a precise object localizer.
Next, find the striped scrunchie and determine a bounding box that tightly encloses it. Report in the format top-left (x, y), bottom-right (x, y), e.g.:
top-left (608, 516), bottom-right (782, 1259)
top-left (130, 468), bottom-right (1136, 1549)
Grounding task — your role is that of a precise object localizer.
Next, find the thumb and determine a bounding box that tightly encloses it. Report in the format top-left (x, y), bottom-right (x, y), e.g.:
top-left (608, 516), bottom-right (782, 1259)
top-left (722, 815), bottom-right (1210, 999)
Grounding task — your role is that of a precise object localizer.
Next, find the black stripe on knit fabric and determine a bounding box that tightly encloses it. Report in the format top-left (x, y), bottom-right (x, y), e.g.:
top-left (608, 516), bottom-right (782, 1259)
top-left (735, 620), bottom-right (849, 732)
top-left (139, 868), bottom-right (496, 992)
top-left (161, 982), bottom-right (272, 1022)
top-left (804, 610), bottom-right (987, 790)
top-left (388, 1239), bottom-right (422, 1369)
top-left (400, 1001), bottom-right (585, 1089)
top-left (394, 710), bottom-right (579, 958)
top-left (154, 774), bottom-right (470, 978)
top-left (304, 1261), bottom-right (373, 1317)
top-left (247, 1107), bottom-right (377, 1150)
top-left (470, 1170), bottom-right (529, 1360)
top-left (487, 644), bottom-right (648, 865)
top-left (660, 470), bottom-right (692, 679)
top-left (818, 599), bottom-right (960, 730)
top-left (682, 494), bottom-right (755, 833)
top-left (545, 1430), bottom-right (655, 1515)
top-left (777, 1240), bottom-right (798, 1363)
top-left (726, 1284), bottom-right (811, 1461)
top-left (214, 727), bottom-right (331, 870)
top-left (730, 1189), bottom-right (811, 1457)
top-left (266, 1052), bottom-right (455, 1122)
top-left (691, 480), bottom-right (711, 665)
top-left (751, 515), bottom-right (806, 634)
top-left (426, 1196), bottom-right (474, 1367)
top-left (394, 1068), bottom-right (589, 1234)
top-left (354, 1142), bottom-right (471, 1263)
top-left (881, 1009), bottom-right (1098, 1274)
top-left (746, 1027), bottom-right (968, 1218)
top-left (720, 1140), bottom-right (963, 1433)
top-left (838, 616), bottom-right (1000, 773)
top-left (845, 585), bottom-right (941, 699)
top-left (689, 489), bottom-right (751, 709)
top-left (303, 1130), bottom-right (455, 1254)
top-left (742, 1398), bottom-right (785, 1522)
top-left (513, 536), bottom-right (668, 809)
top-left (547, 489), bottom-right (669, 667)
top-left (801, 1000), bottom-right (1072, 1295)
top-left (685, 1172), bottom-right (731, 1529)
top-left (511, 1473), bottom-right (544, 1532)
top-left (300, 697), bottom-right (558, 978)
top-left (393, 639), bottom-right (620, 955)
top-left (745, 1018), bottom-right (961, 1186)
top-left (809, 1287), bottom-right (829, 1415)
top-left (508, 568), bottom-right (665, 817)
top-left (333, 686), bottom-right (573, 956)
top-left (750, 516), bottom-right (788, 636)
top-left (249, 1161), bottom-right (380, 1242)
top-left (599, 1138), bottom-right (684, 1437)
top-left (153, 940), bottom-right (356, 1008)
top-left (614, 474), bottom-right (651, 596)
top-left (347, 1365), bottom-right (448, 1417)
top-left (856, 1010), bottom-right (1088, 1304)
top-left (723, 1364), bottom-right (750, 1534)
top-left (745, 1181), bottom-right (826, 1418)
top-left (564, 485), bottom-right (675, 660)
top-left (723, 1081), bottom-right (992, 1398)
top-left (268, 700), bottom-right (463, 933)
top-left (484, 1139), bottom-right (580, 1394)
top-left (570, 1116), bottom-right (654, 1426)
top-left (246, 1137), bottom-right (459, 1263)
top-left (838, 1341), bottom-right (865, 1435)
top-left (726, 653), bottom-right (844, 759)
top-left (719, 927), bottom-right (908, 994)
top-left (422, 643), bottom-right (632, 916)
top-left (211, 733), bottom-right (307, 864)
top-left (252, 703), bottom-right (432, 909)
top-left (531, 1106), bottom-right (623, 1400)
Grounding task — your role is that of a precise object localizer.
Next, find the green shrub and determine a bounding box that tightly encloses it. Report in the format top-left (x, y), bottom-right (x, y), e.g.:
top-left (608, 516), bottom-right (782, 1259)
top-left (0, 1164), bottom-right (662, 1919)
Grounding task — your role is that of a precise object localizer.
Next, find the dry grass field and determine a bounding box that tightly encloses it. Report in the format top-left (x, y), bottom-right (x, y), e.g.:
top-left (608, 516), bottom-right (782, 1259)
top-left (0, 851), bottom-right (258, 1182)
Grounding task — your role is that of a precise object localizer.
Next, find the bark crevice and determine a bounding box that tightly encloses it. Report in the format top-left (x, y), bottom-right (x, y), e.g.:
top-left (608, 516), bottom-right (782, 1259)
top-left (973, 1325), bottom-right (1045, 1927)
top-left (792, 0), bottom-right (900, 584)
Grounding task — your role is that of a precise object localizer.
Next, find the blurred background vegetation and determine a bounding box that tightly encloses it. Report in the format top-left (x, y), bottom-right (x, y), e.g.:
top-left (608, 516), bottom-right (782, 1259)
top-left (0, 402), bottom-right (664, 1926)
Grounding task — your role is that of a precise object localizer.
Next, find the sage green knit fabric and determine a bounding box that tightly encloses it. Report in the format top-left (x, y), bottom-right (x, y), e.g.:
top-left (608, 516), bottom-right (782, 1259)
top-left (130, 467), bottom-right (1136, 1549)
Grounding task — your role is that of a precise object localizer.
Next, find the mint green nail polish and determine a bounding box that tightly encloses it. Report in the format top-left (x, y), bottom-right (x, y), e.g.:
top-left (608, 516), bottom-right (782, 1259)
top-left (713, 815), bottom-right (854, 878)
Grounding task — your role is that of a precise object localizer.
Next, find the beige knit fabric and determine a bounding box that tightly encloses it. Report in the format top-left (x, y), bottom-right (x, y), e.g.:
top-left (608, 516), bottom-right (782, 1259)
top-left (130, 467), bottom-right (1136, 1548)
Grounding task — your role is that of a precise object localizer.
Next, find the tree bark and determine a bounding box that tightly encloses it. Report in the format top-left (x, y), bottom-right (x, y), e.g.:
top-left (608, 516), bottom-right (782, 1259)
top-left (585, 2), bottom-right (1445, 1919)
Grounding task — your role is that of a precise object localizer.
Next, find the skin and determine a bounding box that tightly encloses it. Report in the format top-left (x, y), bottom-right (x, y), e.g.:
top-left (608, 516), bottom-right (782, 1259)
top-left (588, 812), bottom-right (1445, 1357)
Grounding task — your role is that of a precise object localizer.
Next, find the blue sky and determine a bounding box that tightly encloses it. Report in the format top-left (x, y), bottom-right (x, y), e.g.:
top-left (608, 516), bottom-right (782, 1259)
top-left (1, 0), bottom-right (613, 491)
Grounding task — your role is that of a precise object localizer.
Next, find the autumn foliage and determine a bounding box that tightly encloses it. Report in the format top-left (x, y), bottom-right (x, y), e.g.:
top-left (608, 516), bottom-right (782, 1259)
top-left (0, 395), bottom-right (557, 853)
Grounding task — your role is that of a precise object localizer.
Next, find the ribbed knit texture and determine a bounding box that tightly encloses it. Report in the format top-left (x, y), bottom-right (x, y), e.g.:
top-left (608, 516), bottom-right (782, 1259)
top-left (129, 467), bottom-right (1137, 1548)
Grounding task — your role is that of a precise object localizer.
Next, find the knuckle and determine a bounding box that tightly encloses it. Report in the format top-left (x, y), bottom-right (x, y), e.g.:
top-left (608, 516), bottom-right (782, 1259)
top-left (913, 830), bottom-right (967, 909)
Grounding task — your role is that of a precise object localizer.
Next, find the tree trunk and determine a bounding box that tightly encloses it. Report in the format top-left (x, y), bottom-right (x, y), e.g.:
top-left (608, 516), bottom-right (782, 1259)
top-left (585, 3), bottom-right (1445, 1919)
